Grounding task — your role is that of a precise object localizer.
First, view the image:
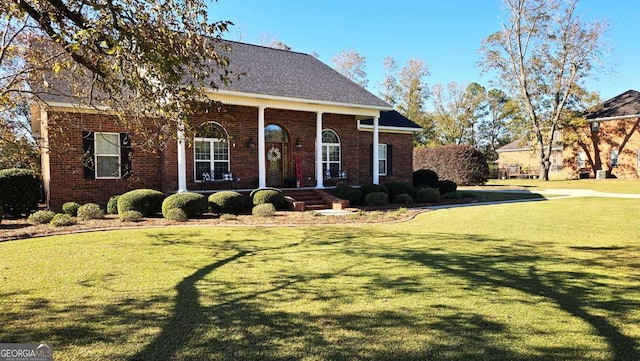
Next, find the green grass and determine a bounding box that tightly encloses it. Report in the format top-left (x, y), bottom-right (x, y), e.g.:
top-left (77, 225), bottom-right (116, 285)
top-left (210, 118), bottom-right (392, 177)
top-left (2, 198), bottom-right (640, 360)
top-left (485, 178), bottom-right (640, 193)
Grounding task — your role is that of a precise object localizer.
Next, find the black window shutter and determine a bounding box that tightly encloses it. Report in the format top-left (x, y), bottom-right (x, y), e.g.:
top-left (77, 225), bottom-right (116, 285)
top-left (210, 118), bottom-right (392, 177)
top-left (120, 133), bottom-right (132, 178)
top-left (387, 144), bottom-right (393, 175)
top-left (82, 131), bottom-right (95, 179)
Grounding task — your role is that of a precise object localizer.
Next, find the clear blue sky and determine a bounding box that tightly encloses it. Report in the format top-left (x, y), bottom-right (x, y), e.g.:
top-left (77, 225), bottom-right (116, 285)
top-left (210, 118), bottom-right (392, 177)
top-left (210, 0), bottom-right (640, 102)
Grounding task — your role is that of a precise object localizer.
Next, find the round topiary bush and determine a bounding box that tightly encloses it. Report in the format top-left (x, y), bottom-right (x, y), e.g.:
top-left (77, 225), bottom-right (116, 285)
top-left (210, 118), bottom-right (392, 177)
top-left (161, 192), bottom-right (208, 218)
top-left (62, 202), bottom-right (80, 217)
top-left (413, 169), bottom-right (439, 189)
top-left (364, 192), bottom-right (389, 207)
top-left (0, 168), bottom-right (40, 217)
top-left (77, 203), bottom-right (104, 220)
top-left (384, 182), bottom-right (416, 200)
top-left (416, 187), bottom-right (440, 203)
top-left (118, 210), bottom-right (144, 222)
top-left (164, 208), bottom-right (188, 222)
top-left (252, 203), bottom-right (276, 217)
top-left (329, 185), bottom-right (363, 206)
top-left (208, 191), bottom-right (245, 214)
top-left (438, 180), bottom-right (458, 195)
top-left (117, 189), bottom-right (165, 217)
top-left (28, 210), bottom-right (56, 224)
top-left (107, 195), bottom-right (121, 214)
top-left (393, 193), bottom-right (414, 205)
top-left (359, 183), bottom-right (388, 199)
top-left (50, 213), bottom-right (76, 227)
top-left (251, 188), bottom-right (285, 209)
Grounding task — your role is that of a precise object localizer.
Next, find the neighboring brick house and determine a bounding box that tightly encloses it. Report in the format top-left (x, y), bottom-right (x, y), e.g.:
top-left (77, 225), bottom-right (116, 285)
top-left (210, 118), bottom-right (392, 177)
top-left (31, 41), bottom-right (421, 210)
top-left (496, 90), bottom-right (640, 179)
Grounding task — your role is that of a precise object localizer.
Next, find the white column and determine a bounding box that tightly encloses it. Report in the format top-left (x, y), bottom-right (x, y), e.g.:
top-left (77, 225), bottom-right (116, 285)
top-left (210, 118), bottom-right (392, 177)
top-left (315, 111), bottom-right (324, 188)
top-left (257, 106), bottom-right (266, 188)
top-left (372, 115), bottom-right (380, 184)
top-left (177, 122), bottom-right (187, 193)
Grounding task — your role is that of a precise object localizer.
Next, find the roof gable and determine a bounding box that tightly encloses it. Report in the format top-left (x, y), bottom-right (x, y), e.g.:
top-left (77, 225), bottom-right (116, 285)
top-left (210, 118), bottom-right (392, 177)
top-left (586, 89), bottom-right (640, 120)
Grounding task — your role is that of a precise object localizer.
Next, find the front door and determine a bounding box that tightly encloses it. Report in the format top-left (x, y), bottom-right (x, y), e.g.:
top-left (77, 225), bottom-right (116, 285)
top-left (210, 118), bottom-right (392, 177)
top-left (264, 124), bottom-right (289, 187)
top-left (266, 142), bottom-right (284, 186)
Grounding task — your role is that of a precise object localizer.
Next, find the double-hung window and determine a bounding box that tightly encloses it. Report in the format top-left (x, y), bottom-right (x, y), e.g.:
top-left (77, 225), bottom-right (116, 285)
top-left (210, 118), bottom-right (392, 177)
top-left (82, 131), bottom-right (131, 179)
top-left (321, 129), bottom-right (341, 177)
top-left (378, 144), bottom-right (388, 176)
top-left (194, 123), bottom-right (229, 181)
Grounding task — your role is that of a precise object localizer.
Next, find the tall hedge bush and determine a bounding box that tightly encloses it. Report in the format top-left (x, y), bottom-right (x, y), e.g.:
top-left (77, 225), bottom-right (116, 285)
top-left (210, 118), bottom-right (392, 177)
top-left (118, 189), bottom-right (165, 217)
top-left (383, 181), bottom-right (416, 200)
top-left (413, 169), bottom-right (439, 188)
top-left (413, 145), bottom-right (489, 185)
top-left (0, 168), bottom-right (40, 217)
top-left (162, 192), bottom-right (208, 218)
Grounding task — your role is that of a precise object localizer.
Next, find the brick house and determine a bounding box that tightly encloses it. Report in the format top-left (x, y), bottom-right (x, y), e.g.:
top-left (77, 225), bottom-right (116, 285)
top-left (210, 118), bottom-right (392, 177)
top-left (31, 41), bottom-right (421, 211)
top-left (496, 90), bottom-right (640, 179)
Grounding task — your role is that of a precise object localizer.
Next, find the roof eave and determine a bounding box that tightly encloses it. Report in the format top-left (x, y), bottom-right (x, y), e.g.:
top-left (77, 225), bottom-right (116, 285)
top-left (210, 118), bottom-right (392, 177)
top-left (586, 113), bottom-right (640, 122)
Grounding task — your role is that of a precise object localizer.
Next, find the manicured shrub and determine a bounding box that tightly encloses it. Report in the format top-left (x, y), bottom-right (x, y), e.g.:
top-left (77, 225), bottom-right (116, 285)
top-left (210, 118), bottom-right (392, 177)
top-left (252, 203), bottom-right (276, 217)
top-left (359, 183), bottom-right (388, 199)
top-left (77, 203), bottom-right (104, 220)
top-left (28, 210), bottom-right (55, 224)
top-left (162, 192), bottom-right (208, 218)
top-left (413, 169), bottom-right (439, 189)
top-left (438, 180), bottom-right (458, 194)
top-left (118, 189), bottom-right (165, 217)
top-left (50, 213), bottom-right (76, 227)
top-left (384, 181), bottom-right (416, 200)
top-left (165, 208), bottom-right (188, 222)
top-left (393, 193), bottom-right (414, 205)
top-left (414, 145), bottom-right (489, 185)
top-left (364, 192), bottom-right (389, 207)
top-left (416, 187), bottom-right (440, 203)
top-left (62, 202), bottom-right (80, 217)
top-left (0, 168), bottom-right (40, 217)
top-left (251, 188), bottom-right (285, 209)
top-left (208, 191), bottom-right (245, 214)
top-left (119, 210), bottom-right (144, 222)
top-left (329, 185), bottom-right (363, 206)
top-left (219, 213), bottom-right (238, 221)
top-left (107, 195), bottom-right (121, 214)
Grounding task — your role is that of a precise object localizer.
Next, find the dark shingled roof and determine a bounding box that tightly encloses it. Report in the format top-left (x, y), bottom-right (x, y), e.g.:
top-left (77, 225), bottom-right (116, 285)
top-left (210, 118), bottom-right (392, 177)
top-left (360, 110), bottom-right (422, 130)
top-left (38, 40), bottom-right (391, 109)
top-left (209, 40), bottom-right (390, 108)
top-left (586, 89), bottom-right (640, 120)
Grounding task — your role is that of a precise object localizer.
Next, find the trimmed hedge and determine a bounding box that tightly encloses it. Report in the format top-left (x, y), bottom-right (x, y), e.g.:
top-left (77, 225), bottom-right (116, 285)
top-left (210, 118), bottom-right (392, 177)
top-left (251, 188), bottom-right (285, 209)
top-left (413, 169), bottom-right (439, 189)
top-left (393, 193), bottom-right (414, 205)
top-left (329, 185), bottom-right (363, 206)
top-left (438, 180), bottom-right (458, 194)
top-left (414, 145), bottom-right (489, 185)
top-left (384, 181), bottom-right (416, 200)
top-left (50, 213), bottom-right (76, 227)
top-left (416, 187), bottom-right (440, 203)
top-left (0, 168), bottom-right (40, 217)
top-left (62, 202), bottom-right (80, 217)
top-left (107, 195), bottom-right (121, 214)
top-left (252, 203), bottom-right (276, 217)
top-left (364, 192), bottom-right (389, 207)
top-left (77, 203), bottom-right (104, 220)
top-left (165, 208), bottom-right (188, 222)
top-left (119, 210), bottom-right (144, 222)
top-left (359, 183), bottom-right (388, 199)
top-left (118, 189), bottom-right (165, 217)
top-left (161, 192), bottom-right (208, 218)
top-left (208, 191), bottom-right (245, 214)
top-left (28, 210), bottom-right (55, 224)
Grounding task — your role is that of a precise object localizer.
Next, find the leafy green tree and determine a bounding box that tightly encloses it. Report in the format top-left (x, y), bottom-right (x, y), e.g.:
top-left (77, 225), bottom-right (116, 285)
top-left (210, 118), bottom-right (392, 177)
top-left (1, 0), bottom-right (234, 151)
top-left (476, 88), bottom-right (522, 161)
top-left (480, 0), bottom-right (608, 180)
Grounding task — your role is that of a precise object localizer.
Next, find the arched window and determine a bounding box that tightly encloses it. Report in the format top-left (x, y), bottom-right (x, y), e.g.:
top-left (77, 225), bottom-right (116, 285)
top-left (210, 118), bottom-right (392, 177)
top-left (321, 129), bottom-right (341, 177)
top-left (194, 122), bottom-right (229, 181)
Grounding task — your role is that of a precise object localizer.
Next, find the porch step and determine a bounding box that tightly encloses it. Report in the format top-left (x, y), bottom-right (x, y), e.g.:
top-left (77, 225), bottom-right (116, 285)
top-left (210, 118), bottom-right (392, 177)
top-left (283, 189), bottom-right (330, 211)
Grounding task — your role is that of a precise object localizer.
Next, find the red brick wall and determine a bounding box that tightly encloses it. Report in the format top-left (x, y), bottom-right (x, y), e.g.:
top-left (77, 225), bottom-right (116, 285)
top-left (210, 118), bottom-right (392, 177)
top-left (43, 107), bottom-right (415, 210)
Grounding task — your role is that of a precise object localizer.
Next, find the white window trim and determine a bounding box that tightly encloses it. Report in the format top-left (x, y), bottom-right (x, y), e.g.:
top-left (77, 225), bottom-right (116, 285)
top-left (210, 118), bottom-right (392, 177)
top-left (94, 132), bottom-right (121, 179)
top-left (378, 143), bottom-right (388, 176)
top-left (321, 129), bottom-right (341, 177)
top-left (194, 123), bottom-right (230, 182)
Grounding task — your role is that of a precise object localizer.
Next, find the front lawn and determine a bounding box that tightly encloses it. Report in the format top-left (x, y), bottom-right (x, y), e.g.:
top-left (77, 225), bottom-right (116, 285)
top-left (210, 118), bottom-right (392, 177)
top-left (485, 178), bottom-right (640, 193)
top-left (2, 197), bottom-right (639, 360)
